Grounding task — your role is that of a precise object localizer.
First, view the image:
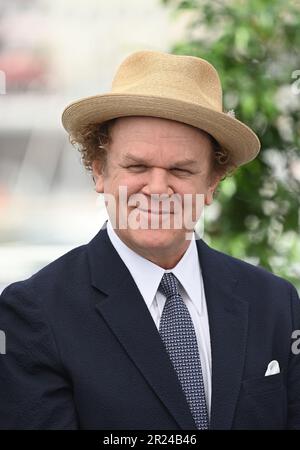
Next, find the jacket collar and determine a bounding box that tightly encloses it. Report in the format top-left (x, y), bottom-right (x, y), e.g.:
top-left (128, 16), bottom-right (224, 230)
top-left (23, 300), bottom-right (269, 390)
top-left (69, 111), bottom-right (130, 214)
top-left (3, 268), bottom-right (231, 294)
top-left (106, 220), bottom-right (205, 315)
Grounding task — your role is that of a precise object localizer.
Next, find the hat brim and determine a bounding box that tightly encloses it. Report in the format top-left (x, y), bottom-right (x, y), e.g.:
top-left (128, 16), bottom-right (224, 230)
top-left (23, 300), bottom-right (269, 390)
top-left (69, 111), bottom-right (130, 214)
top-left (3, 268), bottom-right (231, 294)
top-left (62, 93), bottom-right (260, 167)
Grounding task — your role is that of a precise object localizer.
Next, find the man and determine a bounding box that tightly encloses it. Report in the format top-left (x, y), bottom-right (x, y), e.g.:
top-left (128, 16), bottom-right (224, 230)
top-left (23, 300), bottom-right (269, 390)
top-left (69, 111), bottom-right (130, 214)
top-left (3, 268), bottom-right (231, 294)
top-left (0, 50), bottom-right (299, 430)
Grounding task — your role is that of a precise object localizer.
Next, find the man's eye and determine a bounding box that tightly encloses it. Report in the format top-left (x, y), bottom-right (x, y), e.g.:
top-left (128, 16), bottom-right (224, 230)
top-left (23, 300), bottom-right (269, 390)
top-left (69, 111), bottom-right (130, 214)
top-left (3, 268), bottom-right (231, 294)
top-left (127, 164), bottom-right (147, 171)
top-left (171, 168), bottom-right (192, 175)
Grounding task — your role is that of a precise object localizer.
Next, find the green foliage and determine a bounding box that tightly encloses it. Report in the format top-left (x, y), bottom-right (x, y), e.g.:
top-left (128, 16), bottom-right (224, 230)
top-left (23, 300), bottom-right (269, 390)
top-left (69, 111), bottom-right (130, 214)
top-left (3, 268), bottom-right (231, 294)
top-left (163, 0), bottom-right (300, 289)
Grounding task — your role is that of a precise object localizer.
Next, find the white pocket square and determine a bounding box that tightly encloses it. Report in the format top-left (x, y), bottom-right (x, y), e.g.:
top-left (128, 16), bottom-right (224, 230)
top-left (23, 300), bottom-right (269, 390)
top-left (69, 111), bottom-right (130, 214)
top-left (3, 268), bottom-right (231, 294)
top-left (265, 360), bottom-right (280, 376)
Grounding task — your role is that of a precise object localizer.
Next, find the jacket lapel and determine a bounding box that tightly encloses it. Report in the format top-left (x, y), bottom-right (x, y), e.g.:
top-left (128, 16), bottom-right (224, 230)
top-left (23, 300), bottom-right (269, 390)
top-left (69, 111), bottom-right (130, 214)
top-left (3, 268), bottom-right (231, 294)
top-left (87, 227), bottom-right (197, 430)
top-left (87, 227), bottom-right (249, 430)
top-left (196, 239), bottom-right (249, 429)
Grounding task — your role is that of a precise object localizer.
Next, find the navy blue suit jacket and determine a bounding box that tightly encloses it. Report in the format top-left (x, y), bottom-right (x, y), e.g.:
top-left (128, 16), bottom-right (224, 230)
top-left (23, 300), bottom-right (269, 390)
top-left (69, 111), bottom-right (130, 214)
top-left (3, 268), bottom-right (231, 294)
top-left (0, 227), bottom-right (300, 429)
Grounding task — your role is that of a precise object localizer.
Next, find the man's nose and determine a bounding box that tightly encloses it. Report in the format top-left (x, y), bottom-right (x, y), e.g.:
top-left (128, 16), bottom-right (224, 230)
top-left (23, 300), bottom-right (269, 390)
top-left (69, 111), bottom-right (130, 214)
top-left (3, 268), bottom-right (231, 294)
top-left (141, 168), bottom-right (174, 196)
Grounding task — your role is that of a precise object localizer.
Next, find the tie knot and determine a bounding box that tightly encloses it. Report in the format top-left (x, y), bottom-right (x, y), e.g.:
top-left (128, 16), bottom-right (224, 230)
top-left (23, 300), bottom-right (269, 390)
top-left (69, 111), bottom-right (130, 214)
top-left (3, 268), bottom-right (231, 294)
top-left (158, 273), bottom-right (180, 299)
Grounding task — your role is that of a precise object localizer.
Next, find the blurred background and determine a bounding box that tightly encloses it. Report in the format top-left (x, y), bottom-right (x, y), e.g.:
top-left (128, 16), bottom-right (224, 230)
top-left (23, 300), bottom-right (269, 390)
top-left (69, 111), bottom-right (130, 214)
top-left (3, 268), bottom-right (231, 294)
top-left (0, 0), bottom-right (300, 293)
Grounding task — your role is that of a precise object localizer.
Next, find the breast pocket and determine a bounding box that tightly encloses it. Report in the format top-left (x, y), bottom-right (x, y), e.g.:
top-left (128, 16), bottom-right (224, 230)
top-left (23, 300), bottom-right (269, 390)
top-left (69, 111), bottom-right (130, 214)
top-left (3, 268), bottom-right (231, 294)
top-left (242, 371), bottom-right (284, 395)
top-left (234, 371), bottom-right (287, 429)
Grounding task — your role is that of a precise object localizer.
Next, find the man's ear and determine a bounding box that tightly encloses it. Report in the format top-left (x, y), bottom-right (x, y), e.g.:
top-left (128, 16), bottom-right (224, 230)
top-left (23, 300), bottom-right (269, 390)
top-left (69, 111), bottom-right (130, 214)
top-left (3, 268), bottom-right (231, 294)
top-left (92, 160), bottom-right (105, 193)
top-left (205, 174), bottom-right (221, 205)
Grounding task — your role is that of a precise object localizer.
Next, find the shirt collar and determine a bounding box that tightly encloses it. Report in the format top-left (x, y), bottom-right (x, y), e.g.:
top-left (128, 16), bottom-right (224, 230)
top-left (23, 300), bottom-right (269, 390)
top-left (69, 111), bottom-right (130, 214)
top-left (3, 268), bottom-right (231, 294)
top-left (106, 220), bottom-right (203, 315)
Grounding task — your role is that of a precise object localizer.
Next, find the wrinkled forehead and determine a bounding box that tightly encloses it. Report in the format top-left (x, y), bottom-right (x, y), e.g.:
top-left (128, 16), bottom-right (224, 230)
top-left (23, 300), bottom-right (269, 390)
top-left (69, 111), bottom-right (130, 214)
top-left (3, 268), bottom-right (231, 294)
top-left (110, 116), bottom-right (213, 159)
top-left (110, 130), bottom-right (210, 170)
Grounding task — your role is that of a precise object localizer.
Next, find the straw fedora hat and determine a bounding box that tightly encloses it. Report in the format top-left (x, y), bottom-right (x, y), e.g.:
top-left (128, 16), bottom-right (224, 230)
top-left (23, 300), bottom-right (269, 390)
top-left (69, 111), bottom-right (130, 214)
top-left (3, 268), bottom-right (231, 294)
top-left (62, 50), bottom-right (260, 167)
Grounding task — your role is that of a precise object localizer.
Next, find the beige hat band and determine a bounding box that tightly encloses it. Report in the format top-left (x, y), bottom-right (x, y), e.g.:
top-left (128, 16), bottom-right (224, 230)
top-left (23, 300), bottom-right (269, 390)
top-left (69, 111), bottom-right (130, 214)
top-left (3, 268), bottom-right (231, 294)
top-left (112, 72), bottom-right (222, 111)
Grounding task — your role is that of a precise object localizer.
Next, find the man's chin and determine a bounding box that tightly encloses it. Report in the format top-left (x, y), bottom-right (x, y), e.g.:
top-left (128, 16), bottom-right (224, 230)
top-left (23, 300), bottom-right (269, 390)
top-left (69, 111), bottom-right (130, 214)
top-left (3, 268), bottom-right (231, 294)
top-left (122, 227), bottom-right (190, 251)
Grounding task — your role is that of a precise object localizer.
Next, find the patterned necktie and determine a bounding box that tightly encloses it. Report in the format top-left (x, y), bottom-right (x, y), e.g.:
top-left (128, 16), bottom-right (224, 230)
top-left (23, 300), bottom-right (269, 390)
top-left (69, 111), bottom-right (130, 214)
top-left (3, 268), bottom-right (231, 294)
top-left (158, 272), bottom-right (209, 430)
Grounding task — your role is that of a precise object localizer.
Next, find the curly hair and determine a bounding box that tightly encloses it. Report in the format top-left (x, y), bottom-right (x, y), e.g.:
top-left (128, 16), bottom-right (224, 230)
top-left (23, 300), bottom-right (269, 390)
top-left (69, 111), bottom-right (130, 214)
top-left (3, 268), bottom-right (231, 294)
top-left (70, 118), bottom-right (236, 182)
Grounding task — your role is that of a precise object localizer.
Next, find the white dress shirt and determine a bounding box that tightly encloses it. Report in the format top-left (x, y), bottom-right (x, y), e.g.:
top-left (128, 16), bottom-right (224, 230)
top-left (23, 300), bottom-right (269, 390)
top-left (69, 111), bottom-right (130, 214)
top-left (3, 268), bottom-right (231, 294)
top-left (106, 220), bottom-right (212, 417)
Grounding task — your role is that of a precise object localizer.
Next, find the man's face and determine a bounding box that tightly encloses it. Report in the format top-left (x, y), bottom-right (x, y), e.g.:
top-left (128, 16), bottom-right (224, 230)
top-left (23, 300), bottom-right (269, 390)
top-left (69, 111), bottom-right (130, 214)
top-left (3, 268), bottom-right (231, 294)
top-left (92, 116), bottom-right (220, 267)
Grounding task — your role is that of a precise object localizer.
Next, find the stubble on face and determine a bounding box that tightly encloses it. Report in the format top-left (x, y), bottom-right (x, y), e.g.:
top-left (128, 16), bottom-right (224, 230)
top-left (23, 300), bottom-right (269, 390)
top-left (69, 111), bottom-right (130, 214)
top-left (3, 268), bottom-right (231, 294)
top-left (93, 116), bottom-right (220, 268)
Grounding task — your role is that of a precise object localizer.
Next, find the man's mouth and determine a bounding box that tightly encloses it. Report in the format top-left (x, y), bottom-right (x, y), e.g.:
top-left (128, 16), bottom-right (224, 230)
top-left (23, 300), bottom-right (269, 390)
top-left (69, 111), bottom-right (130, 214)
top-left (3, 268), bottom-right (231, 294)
top-left (136, 208), bottom-right (174, 215)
